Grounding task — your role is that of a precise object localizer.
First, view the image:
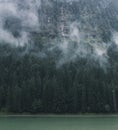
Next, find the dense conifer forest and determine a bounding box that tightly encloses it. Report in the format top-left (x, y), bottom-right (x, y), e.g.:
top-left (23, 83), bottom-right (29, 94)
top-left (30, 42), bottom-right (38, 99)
top-left (0, 0), bottom-right (118, 114)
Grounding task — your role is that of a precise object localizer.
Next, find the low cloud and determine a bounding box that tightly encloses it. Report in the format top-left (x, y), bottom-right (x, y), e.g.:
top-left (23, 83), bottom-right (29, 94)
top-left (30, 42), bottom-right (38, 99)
top-left (0, 0), bottom-right (41, 46)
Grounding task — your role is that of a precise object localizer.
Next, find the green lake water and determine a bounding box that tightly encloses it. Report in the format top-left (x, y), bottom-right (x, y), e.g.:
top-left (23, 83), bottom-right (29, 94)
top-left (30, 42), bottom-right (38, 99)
top-left (0, 116), bottom-right (118, 130)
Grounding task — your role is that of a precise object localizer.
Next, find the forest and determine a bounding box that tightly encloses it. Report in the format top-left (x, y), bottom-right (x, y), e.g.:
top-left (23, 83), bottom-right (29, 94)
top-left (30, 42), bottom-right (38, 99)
top-left (0, 0), bottom-right (118, 114)
top-left (0, 41), bottom-right (118, 114)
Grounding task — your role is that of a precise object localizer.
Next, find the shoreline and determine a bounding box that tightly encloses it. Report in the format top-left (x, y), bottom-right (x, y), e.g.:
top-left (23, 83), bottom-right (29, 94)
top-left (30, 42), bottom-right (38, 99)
top-left (0, 114), bottom-right (118, 118)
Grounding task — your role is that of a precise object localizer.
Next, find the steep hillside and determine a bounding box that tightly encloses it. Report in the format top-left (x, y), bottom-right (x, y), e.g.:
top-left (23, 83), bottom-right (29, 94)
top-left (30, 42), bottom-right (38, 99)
top-left (0, 0), bottom-right (118, 114)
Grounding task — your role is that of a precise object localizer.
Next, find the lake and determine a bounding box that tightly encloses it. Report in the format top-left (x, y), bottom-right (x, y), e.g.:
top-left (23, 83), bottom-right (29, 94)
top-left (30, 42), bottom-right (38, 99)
top-left (0, 116), bottom-right (118, 130)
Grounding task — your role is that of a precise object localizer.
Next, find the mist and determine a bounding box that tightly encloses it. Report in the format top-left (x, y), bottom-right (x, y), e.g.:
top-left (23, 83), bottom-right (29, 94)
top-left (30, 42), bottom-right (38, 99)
top-left (0, 0), bottom-right (41, 46)
top-left (0, 0), bottom-right (118, 68)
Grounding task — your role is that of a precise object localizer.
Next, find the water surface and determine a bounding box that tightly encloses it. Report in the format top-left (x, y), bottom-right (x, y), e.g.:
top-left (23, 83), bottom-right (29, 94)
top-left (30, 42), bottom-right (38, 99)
top-left (0, 116), bottom-right (118, 130)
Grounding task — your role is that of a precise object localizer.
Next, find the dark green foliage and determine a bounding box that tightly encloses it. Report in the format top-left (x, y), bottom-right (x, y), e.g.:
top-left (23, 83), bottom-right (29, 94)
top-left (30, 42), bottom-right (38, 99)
top-left (0, 43), bottom-right (118, 114)
top-left (0, 0), bottom-right (118, 114)
top-left (31, 99), bottom-right (43, 113)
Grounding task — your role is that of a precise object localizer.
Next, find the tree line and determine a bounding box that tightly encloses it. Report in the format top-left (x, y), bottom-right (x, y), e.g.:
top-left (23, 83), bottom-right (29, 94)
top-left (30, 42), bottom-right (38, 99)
top-left (0, 43), bottom-right (118, 114)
